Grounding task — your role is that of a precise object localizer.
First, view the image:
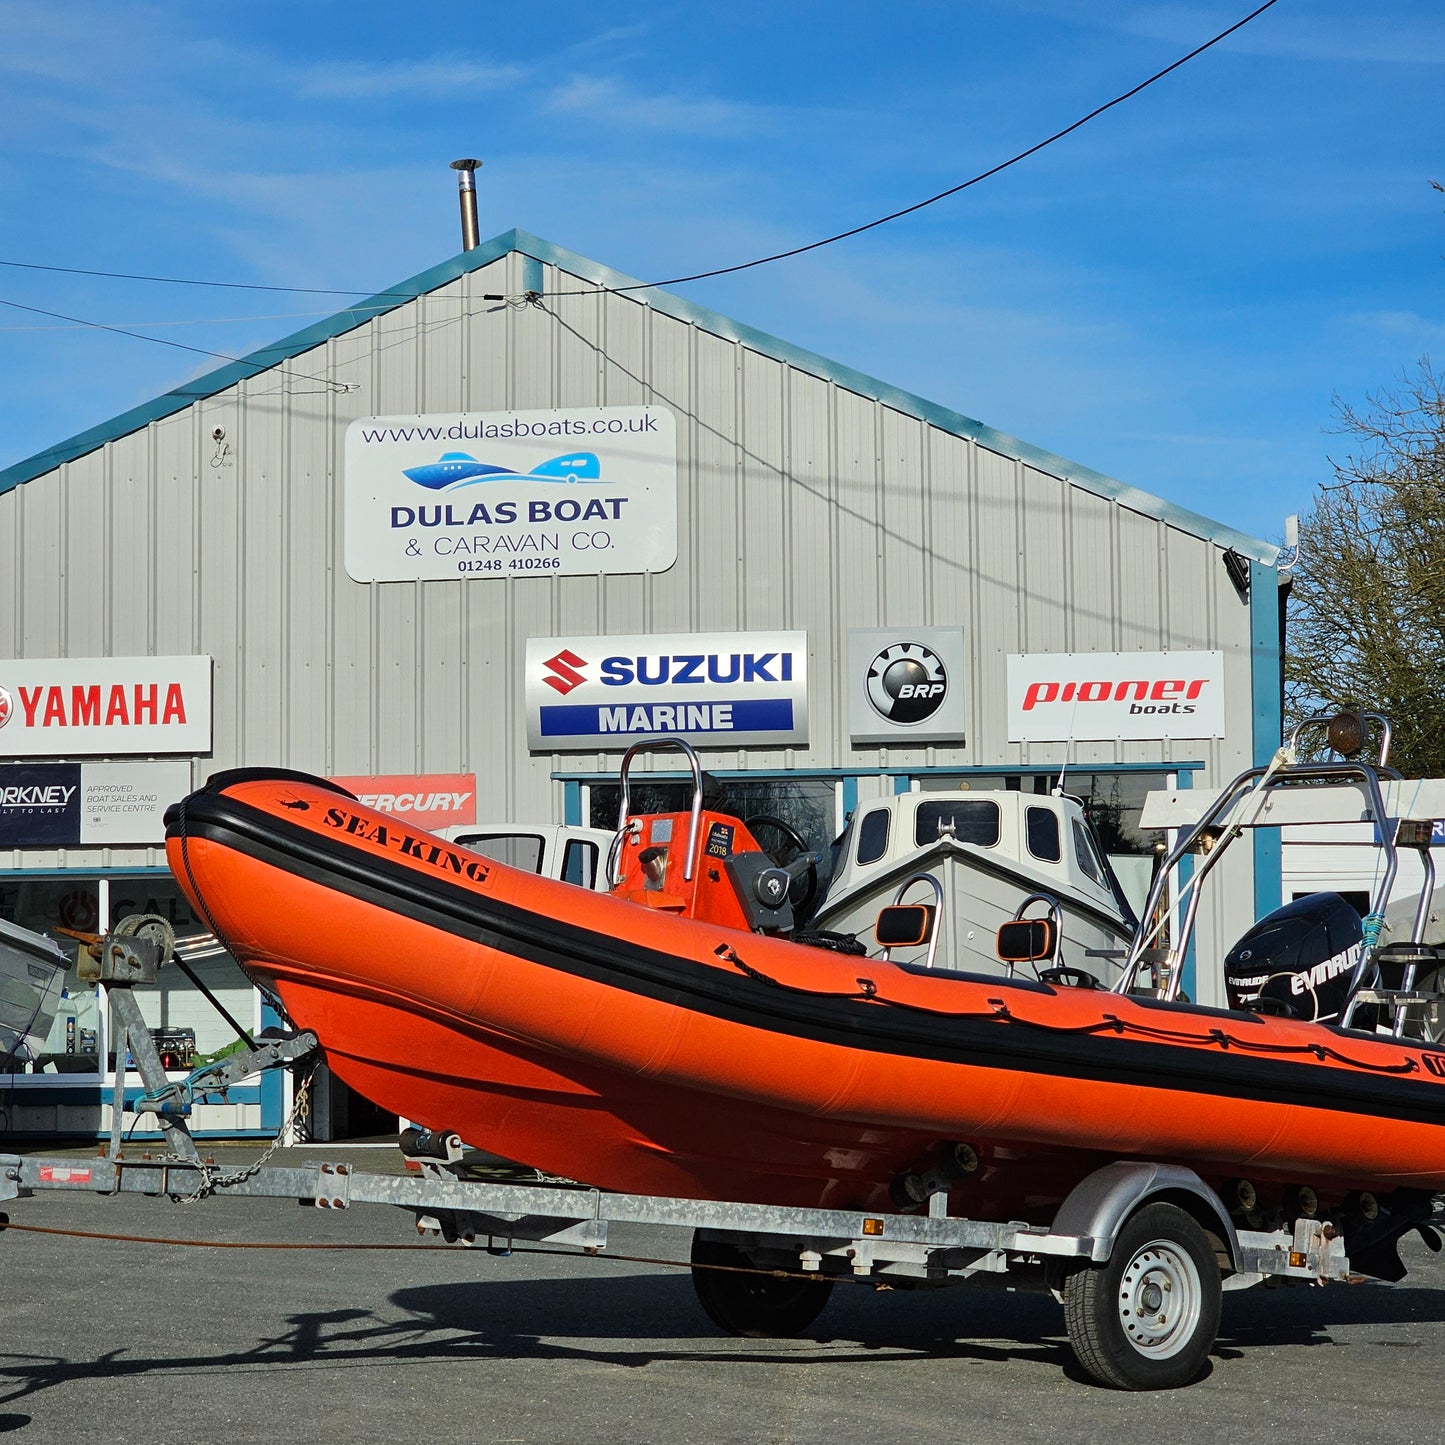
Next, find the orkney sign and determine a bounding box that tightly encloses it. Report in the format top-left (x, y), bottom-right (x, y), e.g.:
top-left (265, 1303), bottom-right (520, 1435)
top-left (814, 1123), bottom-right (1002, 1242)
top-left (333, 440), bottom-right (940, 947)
top-left (0, 656), bottom-right (212, 757)
top-left (1007, 651), bottom-right (1226, 742)
top-left (0, 760), bottom-right (192, 847)
top-left (345, 406), bottom-right (677, 583)
top-left (526, 632), bottom-right (809, 750)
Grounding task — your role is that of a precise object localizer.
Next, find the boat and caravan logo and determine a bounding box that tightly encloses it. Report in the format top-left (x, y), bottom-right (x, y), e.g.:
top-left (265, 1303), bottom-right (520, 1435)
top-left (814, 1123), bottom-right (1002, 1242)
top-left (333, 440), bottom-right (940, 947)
top-left (524, 632), bottom-right (809, 751)
top-left (403, 451), bottom-right (603, 491)
top-left (864, 643), bottom-right (948, 725)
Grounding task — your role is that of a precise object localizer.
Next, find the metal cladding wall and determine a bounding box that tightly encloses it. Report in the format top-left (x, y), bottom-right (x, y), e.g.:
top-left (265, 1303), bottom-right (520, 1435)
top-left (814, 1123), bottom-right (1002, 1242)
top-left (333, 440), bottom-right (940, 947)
top-left (0, 230), bottom-right (1279, 997)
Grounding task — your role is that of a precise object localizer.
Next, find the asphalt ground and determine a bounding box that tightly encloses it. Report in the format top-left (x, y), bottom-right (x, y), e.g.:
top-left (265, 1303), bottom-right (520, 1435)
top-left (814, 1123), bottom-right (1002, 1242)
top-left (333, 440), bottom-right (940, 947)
top-left (3, 1144), bottom-right (1445, 1443)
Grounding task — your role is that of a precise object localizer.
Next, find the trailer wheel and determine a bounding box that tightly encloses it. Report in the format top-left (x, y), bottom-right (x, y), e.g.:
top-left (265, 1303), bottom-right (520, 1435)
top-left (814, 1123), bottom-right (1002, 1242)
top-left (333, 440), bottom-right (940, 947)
top-left (690, 1233), bottom-right (833, 1337)
top-left (1063, 1202), bottom-right (1221, 1390)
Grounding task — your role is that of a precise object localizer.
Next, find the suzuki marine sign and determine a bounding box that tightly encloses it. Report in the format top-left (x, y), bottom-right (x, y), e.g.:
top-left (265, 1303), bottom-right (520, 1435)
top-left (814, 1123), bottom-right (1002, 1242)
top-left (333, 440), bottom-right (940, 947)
top-left (0, 656), bottom-right (212, 757)
top-left (525, 633), bottom-right (808, 750)
top-left (1007, 652), bottom-right (1225, 742)
top-left (345, 406), bottom-right (677, 583)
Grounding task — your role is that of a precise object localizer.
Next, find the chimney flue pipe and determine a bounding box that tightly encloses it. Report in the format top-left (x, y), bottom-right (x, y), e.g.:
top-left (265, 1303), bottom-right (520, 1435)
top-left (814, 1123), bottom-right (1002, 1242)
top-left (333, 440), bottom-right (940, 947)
top-left (449, 158), bottom-right (482, 251)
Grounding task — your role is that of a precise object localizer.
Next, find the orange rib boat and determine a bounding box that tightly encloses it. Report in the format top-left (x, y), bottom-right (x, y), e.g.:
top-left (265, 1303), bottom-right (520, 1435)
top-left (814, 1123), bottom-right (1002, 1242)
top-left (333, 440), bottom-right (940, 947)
top-left (164, 736), bottom-right (1445, 1232)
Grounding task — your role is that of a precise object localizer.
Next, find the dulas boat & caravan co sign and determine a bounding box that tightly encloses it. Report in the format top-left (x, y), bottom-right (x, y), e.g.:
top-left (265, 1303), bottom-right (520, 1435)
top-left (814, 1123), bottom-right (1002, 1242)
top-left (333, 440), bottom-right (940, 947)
top-left (344, 406), bottom-right (677, 583)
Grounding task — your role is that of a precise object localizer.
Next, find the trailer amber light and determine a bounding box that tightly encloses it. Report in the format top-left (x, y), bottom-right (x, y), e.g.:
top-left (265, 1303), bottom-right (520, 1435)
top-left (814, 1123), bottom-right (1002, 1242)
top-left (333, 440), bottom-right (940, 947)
top-left (862, 1218), bottom-right (885, 1236)
top-left (1289, 1251), bottom-right (1307, 1268)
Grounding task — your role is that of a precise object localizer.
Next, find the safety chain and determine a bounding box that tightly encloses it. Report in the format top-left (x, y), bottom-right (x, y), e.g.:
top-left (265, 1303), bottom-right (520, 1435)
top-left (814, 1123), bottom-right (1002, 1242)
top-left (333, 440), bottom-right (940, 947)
top-left (163, 1070), bottom-right (314, 1204)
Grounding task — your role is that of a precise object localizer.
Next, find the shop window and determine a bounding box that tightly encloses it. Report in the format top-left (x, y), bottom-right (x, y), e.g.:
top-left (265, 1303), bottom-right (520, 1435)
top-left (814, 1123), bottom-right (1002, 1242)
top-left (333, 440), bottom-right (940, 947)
top-left (915, 800), bottom-right (1000, 849)
top-left (856, 809), bottom-right (891, 865)
top-left (0, 878), bottom-right (102, 1075)
top-left (108, 876), bottom-right (255, 1068)
top-left (1026, 806), bottom-right (1062, 863)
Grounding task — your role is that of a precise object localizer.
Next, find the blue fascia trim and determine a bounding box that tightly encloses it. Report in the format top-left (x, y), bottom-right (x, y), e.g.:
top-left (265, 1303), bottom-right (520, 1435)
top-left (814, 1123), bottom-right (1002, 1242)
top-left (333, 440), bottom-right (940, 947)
top-left (1250, 560), bottom-right (1284, 921)
top-left (0, 227), bottom-right (1278, 561)
top-left (563, 780), bottom-right (583, 827)
top-left (553, 762), bottom-right (1203, 782)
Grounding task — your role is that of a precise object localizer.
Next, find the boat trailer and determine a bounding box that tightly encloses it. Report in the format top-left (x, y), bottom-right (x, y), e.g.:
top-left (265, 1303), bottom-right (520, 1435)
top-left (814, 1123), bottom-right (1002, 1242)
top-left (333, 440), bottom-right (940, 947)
top-left (0, 919), bottom-right (1429, 1391)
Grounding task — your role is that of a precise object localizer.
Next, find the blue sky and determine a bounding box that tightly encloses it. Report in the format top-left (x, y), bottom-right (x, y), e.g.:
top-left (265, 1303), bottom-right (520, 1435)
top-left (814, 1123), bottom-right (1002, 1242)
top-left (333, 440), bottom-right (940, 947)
top-left (1, 0), bottom-right (1440, 547)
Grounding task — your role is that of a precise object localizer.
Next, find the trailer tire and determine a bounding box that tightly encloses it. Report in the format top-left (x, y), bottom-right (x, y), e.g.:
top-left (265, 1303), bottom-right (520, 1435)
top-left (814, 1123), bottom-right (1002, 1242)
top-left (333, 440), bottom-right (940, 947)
top-left (690, 1232), bottom-right (833, 1338)
top-left (1063, 1202), bottom-right (1221, 1390)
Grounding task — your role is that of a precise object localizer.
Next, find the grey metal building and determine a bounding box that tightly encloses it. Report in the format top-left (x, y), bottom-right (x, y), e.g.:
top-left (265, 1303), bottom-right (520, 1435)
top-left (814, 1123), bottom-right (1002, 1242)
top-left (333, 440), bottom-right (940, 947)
top-left (0, 225), bottom-right (1283, 1137)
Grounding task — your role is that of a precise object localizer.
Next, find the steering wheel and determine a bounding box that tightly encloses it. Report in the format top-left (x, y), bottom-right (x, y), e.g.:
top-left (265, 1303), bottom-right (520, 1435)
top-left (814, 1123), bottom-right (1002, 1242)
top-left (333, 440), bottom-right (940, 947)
top-left (744, 814), bottom-right (820, 917)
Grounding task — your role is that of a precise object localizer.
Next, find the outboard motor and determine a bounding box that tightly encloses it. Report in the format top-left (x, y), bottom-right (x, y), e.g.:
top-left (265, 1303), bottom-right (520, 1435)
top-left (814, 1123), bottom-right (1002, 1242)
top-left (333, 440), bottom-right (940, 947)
top-left (1224, 892), bottom-right (1363, 1023)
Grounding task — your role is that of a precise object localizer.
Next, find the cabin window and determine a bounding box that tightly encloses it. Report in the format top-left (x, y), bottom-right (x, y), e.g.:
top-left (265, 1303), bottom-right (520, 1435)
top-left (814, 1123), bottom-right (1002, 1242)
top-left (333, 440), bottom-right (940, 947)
top-left (561, 840), bottom-right (599, 889)
top-left (915, 801), bottom-right (1000, 849)
top-left (1072, 818), bottom-right (1105, 885)
top-left (856, 809), bottom-right (891, 865)
top-left (454, 833), bottom-right (546, 875)
top-left (1026, 806), bottom-right (1062, 863)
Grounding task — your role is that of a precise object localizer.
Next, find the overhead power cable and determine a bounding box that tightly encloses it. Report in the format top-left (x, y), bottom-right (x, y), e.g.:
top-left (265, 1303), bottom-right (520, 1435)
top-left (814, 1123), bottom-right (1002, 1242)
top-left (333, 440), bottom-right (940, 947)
top-left (0, 0), bottom-right (1282, 354)
top-left (0, 294), bottom-right (360, 393)
top-left (547, 0), bottom-right (1285, 298)
top-left (0, 257), bottom-right (404, 298)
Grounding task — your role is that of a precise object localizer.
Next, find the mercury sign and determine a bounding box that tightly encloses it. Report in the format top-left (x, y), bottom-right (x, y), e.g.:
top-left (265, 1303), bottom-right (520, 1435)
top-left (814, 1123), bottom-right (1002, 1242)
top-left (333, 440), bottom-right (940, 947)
top-left (1007, 652), bottom-right (1226, 742)
top-left (525, 632), bottom-right (809, 750)
top-left (0, 656), bottom-right (212, 757)
top-left (344, 406), bottom-right (677, 583)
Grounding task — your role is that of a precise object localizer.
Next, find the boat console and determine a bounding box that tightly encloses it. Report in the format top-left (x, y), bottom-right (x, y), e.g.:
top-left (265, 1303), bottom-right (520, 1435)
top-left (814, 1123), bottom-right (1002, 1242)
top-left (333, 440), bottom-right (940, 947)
top-left (606, 739), bottom-right (821, 936)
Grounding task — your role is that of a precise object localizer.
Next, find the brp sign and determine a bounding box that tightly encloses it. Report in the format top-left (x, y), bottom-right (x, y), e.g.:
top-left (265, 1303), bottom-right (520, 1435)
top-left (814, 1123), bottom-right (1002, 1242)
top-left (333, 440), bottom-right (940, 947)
top-left (848, 628), bottom-right (966, 747)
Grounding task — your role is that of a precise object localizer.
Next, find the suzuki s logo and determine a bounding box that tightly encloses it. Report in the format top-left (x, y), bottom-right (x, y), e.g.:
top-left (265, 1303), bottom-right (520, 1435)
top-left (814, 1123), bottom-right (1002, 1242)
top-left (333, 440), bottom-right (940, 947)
top-left (0, 685), bottom-right (10, 729)
top-left (543, 650), bottom-right (588, 695)
top-left (865, 643), bottom-right (948, 725)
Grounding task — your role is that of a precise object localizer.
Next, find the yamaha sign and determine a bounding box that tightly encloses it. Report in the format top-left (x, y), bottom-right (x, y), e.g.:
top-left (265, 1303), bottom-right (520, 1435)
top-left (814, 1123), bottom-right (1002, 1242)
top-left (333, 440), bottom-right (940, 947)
top-left (848, 628), bottom-right (966, 747)
top-left (525, 632), bottom-right (808, 750)
top-left (0, 656), bottom-right (213, 757)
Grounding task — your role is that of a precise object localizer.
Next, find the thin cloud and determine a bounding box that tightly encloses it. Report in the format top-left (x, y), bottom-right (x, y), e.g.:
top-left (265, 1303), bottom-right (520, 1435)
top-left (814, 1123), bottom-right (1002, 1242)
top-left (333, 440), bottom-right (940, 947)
top-left (543, 75), bottom-right (781, 139)
top-left (296, 56), bottom-right (529, 99)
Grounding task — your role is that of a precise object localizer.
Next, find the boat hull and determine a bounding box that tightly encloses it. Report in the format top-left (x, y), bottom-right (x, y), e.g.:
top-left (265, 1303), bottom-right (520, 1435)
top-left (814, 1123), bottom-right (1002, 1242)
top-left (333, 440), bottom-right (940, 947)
top-left (165, 773), bottom-right (1445, 1215)
top-left (0, 918), bottom-right (68, 1071)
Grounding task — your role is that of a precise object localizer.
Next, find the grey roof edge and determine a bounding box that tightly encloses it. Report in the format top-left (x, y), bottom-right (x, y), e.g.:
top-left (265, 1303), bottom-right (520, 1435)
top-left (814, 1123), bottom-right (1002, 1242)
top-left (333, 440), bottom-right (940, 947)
top-left (0, 227), bottom-right (1278, 564)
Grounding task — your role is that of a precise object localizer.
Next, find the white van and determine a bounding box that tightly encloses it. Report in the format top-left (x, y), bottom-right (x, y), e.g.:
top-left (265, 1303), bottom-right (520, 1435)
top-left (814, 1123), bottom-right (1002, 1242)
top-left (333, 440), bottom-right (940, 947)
top-left (433, 824), bottom-right (615, 891)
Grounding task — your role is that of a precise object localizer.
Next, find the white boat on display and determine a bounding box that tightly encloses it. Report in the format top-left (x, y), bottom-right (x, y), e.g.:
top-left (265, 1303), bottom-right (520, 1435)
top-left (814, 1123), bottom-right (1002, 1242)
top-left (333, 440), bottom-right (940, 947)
top-left (805, 788), bottom-right (1139, 982)
top-left (0, 916), bottom-right (69, 1072)
top-left (436, 791), bottom-right (1139, 982)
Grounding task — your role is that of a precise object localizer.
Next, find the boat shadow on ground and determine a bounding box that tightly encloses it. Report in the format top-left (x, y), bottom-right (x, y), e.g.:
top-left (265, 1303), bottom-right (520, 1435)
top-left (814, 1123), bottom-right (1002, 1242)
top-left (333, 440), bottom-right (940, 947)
top-left (5, 1270), bottom-right (1445, 1410)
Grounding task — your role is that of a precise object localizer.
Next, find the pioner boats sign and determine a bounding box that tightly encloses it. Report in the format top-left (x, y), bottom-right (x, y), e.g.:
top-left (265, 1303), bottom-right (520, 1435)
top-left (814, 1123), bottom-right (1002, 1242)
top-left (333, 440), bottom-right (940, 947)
top-left (525, 632), bottom-right (809, 750)
top-left (344, 406), bottom-right (678, 582)
top-left (1007, 651), bottom-right (1226, 742)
